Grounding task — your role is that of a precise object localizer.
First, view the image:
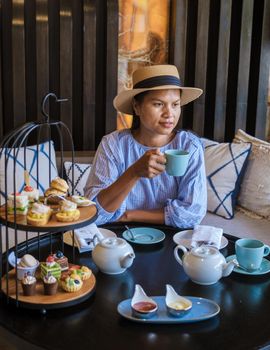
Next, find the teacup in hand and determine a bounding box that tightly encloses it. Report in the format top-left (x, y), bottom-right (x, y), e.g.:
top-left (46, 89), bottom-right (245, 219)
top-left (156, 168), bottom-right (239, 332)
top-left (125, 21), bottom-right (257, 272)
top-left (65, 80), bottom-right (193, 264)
top-left (165, 149), bottom-right (189, 176)
top-left (235, 238), bottom-right (270, 272)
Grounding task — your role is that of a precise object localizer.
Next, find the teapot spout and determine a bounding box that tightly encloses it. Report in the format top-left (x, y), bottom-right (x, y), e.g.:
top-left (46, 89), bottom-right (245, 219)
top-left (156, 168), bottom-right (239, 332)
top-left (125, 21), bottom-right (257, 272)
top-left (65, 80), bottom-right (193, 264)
top-left (120, 252), bottom-right (135, 269)
top-left (222, 260), bottom-right (237, 277)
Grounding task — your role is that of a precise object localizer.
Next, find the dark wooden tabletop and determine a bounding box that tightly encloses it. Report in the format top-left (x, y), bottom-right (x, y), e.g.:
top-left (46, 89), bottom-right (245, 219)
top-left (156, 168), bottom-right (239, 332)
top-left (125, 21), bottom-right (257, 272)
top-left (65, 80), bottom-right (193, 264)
top-left (1, 223), bottom-right (270, 350)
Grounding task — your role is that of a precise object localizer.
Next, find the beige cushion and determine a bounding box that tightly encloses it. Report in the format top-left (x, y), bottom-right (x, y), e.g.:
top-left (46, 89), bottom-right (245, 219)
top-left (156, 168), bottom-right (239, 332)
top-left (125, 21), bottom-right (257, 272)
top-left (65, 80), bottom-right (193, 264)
top-left (202, 210), bottom-right (270, 246)
top-left (234, 129), bottom-right (270, 220)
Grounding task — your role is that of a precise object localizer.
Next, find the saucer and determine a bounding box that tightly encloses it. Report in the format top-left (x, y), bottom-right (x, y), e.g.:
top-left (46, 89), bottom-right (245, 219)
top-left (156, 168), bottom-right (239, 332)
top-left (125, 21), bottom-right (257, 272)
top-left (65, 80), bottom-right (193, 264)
top-left (173, 230), bottom-right (228, 250)
top-left (63, 228), bottom-right (116, 252)
top-left (122, 227), bottom-right (165, 245)
top-left (226, 255), bottom-right (270, 275)
top-left (117, 296), bottom-right (220, 324)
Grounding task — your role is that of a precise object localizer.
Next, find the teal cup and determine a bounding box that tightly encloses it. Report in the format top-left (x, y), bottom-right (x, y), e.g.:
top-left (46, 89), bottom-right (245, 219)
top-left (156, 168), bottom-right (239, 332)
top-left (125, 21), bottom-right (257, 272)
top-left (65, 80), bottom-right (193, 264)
top-left (165, 149), bottom-right (189, 176)
top-left (235, 238), bottom-right (270, 272)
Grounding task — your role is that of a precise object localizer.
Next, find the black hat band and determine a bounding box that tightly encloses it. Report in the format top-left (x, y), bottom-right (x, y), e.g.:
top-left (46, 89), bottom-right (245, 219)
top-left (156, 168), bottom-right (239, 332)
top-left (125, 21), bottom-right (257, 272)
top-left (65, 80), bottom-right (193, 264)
top-left (133, 75), bottom-right (182, 89)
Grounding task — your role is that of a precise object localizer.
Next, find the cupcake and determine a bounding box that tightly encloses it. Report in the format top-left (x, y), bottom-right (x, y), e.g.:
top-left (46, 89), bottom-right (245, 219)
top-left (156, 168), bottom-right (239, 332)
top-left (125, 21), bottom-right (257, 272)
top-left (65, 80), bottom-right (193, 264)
top-left (61, 275), bottom-right (83, 293)
top-left (43, 273), bottom-right (58, 295)
top-left (21, 273), bottom-right (37, 296)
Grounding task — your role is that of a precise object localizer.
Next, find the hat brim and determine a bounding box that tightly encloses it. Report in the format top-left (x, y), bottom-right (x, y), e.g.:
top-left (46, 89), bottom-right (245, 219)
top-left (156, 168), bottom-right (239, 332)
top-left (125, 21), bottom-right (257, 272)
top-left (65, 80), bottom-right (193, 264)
top-left (113, 86), bottom-right (203, 115)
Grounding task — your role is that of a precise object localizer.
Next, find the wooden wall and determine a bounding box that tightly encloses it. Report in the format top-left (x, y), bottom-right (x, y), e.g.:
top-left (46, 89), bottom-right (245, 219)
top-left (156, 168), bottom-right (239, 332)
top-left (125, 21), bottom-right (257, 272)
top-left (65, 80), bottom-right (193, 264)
top-left (170, 0), bottom-right (270, 141)
top-left (0, 0), bottom-right (269, 150)
top-left (0, 0), bottom-right (118, 150)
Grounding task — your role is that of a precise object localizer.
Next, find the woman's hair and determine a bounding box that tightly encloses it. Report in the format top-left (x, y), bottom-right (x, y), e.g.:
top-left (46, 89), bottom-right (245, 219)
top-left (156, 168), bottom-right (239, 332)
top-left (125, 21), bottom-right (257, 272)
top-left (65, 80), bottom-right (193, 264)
top-left (131, 91), bottom-right (149, 130)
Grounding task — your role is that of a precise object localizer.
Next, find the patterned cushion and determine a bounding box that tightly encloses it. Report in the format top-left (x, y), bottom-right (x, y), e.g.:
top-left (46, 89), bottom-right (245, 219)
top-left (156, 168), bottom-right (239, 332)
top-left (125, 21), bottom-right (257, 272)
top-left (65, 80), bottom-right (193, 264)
top-left (64, 162), bottom-right (92, 196)
top-left (0, 141), bottom-right (58, 201)
top-left (203, 138), bottom-right (251, 219)
top-left (234, 129), bottom-right (270, 219)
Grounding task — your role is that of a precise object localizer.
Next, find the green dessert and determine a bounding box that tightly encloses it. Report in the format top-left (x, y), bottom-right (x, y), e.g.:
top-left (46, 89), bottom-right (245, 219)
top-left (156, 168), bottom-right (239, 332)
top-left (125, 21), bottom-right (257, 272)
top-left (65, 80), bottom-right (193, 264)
top-left (41, 255), bottom-right (61, 279)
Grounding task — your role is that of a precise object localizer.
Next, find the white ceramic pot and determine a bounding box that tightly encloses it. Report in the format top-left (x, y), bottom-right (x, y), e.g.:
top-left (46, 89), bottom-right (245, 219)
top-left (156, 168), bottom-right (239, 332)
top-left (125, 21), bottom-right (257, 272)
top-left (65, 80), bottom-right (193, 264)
top-left (174, 245), bottom-right (236, 285)
top-left (92, 237), bottom-right (135, 275)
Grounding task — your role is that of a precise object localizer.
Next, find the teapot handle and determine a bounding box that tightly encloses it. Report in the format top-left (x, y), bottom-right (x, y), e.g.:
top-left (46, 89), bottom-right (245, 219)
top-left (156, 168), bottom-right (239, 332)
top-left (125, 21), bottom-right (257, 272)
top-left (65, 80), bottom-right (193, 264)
top-left (174, 245), bottom-right (188, 266)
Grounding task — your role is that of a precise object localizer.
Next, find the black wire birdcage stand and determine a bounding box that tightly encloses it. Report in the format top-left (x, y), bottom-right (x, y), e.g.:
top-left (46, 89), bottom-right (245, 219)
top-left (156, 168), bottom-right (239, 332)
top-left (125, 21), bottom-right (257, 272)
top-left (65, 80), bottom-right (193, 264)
top-left (0, 93), bottom-right (97, 311)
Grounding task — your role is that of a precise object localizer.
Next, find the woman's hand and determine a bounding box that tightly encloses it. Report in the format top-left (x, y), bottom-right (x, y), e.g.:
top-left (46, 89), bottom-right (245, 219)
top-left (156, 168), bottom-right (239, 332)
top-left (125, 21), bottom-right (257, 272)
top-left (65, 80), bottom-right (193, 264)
top-left (130, 149), bottom-right (166, 178)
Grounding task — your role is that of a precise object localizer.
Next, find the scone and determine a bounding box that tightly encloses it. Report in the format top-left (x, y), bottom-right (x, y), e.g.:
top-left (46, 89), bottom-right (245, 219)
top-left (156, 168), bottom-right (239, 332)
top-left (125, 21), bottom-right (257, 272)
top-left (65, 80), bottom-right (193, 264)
top-left (51, 177), bottom-right (69, 193)
top-left (27, 203), bottom-right (52, 226)
top-left (55, 200), bottom-right (80, 222)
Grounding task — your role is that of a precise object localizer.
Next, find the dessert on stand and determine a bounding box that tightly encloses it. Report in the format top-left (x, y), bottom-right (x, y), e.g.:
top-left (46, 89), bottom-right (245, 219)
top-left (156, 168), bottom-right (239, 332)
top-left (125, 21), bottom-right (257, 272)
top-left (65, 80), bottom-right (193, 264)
top-left (0, 93), bottom-right (97, 313)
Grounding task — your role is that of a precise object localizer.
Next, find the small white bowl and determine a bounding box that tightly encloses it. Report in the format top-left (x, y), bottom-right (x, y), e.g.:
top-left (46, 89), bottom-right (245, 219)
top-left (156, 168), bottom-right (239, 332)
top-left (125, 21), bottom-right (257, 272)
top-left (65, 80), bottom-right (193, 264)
top-left (8, 252), bottom-right (39, 280)
top-left (131, 284), bottom-right (158, 319)
top-left (165, 284), bottom-right (192, 317)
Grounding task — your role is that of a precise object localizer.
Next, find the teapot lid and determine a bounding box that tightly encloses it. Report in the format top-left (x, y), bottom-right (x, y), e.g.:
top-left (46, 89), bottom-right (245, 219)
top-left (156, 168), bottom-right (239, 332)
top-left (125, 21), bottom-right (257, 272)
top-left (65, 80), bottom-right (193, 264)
top-left (192, 246), bottom-right (219, 258)
top-left (100, 237), bottom-right (127, 249)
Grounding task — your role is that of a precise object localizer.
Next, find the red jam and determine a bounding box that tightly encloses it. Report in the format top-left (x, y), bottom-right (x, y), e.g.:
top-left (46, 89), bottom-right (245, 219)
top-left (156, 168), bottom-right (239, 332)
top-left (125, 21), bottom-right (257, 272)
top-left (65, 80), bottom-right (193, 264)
top-left (24, 185), bottom-right (33, 191)
top-left (133, 301), bottom-right (156, 313)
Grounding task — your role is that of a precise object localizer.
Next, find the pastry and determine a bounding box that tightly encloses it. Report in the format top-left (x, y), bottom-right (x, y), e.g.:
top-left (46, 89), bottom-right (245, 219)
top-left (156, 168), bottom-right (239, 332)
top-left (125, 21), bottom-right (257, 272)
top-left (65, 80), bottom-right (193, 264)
top-left (71, 266), bottom-right (92, 281)
top-left (52, 251), bottom-right (68, 271)
top-left (44, 188), bottom-right (67, 204)
top-left (7, 193), bottom-right (28, 215)
top-left (21, 185), bottom-right (39, 203)
top-left (61, 275), bottom-right (83, 292)
top-left (70, 195), bottom-right (94, 207)
top-left (43, 273), bottom-right (58, 295)
top-left (40, 255), bottom-right (61, 279)
top-left (21, 273), bottom-right (37, 296)
top-left (19, 254), bottom-right (38, 268)
top-left (55, 200), bottom-right (80, 222)
top-left (27, 203), bottom-right (52, 226)
top-left (50, 177), bottom-right (69, 193)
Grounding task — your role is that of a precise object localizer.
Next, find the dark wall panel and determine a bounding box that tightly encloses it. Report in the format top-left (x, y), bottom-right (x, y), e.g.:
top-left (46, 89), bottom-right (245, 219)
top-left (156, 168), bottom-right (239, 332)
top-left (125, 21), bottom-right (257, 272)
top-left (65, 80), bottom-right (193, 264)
top-left (0, 0), bottom-right (269, 148)
top-left (0, 0), bottom-right (118, 150)
top-left (170, 0), bottom-right (270, 141)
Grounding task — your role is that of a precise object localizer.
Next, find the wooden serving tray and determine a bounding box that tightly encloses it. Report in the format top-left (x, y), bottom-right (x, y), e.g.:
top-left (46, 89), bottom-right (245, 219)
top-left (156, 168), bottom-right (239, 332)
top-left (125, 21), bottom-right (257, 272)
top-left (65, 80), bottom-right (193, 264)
top-left (1, 269), bottom-right (96, 308)
top-left (0, 203), bottom-right (98, 232)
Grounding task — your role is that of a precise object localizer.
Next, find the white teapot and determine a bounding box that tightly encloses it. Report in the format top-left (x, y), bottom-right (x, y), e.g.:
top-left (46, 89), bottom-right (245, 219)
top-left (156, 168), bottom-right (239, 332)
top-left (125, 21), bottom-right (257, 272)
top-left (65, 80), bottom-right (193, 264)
top-left (92, 237), bottom-right (135, 275)
top-left (174, 245), bottom-right (236, 285)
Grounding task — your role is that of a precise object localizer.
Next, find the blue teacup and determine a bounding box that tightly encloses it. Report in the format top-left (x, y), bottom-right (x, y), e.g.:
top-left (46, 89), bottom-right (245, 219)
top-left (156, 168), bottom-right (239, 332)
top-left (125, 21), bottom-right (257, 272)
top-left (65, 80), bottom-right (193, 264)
top-left (165, 149), bottom-right (189, 176)
top-left (235, 238), bottom-right (270, 272)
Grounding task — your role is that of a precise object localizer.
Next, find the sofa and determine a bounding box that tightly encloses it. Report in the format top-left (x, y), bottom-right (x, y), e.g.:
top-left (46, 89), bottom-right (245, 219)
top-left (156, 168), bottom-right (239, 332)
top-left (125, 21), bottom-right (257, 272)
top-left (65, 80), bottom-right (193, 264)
top-left (1, 129), bottom-right (270, 250)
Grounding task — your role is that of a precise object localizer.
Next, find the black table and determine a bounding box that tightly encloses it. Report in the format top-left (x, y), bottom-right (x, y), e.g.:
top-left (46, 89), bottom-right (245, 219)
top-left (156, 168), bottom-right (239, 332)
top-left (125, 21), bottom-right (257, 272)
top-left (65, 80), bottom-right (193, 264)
top-left (1, 223), bottom-right (270, 350)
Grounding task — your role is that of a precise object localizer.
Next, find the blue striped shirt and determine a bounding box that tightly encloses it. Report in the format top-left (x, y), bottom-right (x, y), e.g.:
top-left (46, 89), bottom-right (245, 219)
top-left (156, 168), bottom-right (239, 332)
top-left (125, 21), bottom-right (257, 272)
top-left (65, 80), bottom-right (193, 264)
top-left (84, 129), bottom-right (207, 228)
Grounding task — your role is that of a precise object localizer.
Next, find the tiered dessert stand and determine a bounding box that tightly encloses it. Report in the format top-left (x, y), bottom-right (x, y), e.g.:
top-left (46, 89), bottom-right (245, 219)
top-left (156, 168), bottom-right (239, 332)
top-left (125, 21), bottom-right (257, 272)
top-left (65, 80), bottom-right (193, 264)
top-left (0, 93), bottom-right (97, 312)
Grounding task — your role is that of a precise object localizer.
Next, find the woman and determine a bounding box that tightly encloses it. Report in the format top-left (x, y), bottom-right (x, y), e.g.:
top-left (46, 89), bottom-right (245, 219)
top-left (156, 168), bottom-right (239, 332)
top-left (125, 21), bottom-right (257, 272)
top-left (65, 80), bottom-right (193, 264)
top-left (84, 65), bottom-right (207, 228)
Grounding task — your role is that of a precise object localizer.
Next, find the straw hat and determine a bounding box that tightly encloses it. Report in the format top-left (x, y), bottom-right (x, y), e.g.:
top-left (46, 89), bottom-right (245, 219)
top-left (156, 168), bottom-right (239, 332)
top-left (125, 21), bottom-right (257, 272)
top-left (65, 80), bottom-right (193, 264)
top-left (113, 65), bottom-right (203, 115)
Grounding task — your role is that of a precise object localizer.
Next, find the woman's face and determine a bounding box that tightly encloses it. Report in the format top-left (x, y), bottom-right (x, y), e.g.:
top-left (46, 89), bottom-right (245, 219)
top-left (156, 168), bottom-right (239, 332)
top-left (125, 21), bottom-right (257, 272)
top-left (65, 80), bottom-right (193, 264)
top-left (133, 89), bottom-right (181, 137)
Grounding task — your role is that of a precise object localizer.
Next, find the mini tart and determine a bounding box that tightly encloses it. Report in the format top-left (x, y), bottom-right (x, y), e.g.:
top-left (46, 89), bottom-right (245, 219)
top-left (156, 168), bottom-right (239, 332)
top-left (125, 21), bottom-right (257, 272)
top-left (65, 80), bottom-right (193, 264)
top-left (73, 266), bottom-right (92, 280)
top-left (55, 209), bottom-right (80, 222)
top-left (27, 208), bottom-right (52, 226)
top-left (61, 276), bottom-right (83, 292)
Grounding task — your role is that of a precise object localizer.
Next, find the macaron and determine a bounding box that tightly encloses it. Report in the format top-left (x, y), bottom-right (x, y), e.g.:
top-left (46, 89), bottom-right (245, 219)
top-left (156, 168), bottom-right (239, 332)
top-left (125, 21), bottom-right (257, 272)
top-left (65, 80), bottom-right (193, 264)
top-left (19, 254), bottom-right (37, 267)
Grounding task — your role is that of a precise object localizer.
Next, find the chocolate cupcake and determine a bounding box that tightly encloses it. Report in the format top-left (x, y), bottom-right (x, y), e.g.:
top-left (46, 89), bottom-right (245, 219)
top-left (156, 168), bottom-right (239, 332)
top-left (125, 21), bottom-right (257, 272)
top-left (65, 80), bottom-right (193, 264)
top-left (43, 273), bottom-right (58, 295)
top-left (21, 273), bottom-right (37, 296)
